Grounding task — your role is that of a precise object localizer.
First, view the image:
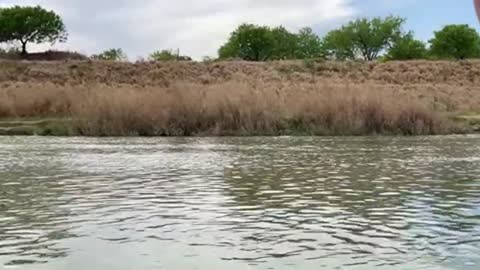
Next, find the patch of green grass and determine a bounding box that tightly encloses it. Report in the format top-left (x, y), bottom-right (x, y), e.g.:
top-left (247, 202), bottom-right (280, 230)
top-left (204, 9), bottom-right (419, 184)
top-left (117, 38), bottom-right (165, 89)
top-left (0, 118), bottom-right (75, 136)
top-left (450, 113), bottom-right (480, 132)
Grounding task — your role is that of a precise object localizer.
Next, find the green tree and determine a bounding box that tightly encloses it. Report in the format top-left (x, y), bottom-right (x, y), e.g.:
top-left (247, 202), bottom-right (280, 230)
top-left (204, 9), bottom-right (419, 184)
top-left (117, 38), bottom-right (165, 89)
top-left (219, 24), bottom-right (325, 61)
top-left (91, 48), bottom-right (127, 61)
top-left (324, 16), bottom-right (405, 61)
top-left (429, 24), bottom-right (480, 59)
top-left (323, 28), bottom-right (356, 60)
top-left (0, 5), bottom-right (67, 55)
top-left (385, 32), bottom-right (427, 60)
top-left (295, 27), bottom-right (324, 59)
top-left (149, 49), bottom-right (192, 61)
top-left (218, 24), bottom-right (275, 61)
top-left (270, 26), bottom-right (298, 60)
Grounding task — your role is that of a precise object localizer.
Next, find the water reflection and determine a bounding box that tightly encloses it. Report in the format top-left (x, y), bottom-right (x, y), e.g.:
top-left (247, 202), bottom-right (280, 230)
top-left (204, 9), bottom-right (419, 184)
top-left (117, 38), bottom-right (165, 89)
top-left (0, 136), bottom-right (479, 269)
top-left (223, 137), bottom-right (480, 268)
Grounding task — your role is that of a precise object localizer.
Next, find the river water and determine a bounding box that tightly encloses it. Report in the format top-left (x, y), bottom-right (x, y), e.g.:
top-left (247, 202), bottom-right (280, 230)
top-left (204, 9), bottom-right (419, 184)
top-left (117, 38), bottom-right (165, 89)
top-left (0, 136), bottom-right (479, 270)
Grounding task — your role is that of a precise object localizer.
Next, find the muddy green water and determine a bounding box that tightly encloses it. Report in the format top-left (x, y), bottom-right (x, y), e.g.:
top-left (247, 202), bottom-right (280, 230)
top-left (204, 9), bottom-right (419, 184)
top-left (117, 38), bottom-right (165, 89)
top-left (0, 136), bottom-right (479, 270)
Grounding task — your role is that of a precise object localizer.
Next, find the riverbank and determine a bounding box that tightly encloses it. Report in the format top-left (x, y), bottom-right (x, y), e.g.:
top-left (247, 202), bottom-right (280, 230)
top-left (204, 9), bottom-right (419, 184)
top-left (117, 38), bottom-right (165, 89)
top-left (1, 60), bottom-right (479, 136)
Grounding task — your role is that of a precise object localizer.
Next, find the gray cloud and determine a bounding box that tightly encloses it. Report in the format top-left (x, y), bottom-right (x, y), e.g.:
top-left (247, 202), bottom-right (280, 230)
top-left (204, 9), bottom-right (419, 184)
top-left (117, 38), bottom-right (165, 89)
top-left (1, 0), bottom-right (355, 59)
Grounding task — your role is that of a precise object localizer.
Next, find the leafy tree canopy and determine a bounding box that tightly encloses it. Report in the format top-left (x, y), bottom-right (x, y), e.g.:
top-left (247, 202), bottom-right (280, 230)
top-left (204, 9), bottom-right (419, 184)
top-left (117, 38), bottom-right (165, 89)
top-left (324, 16), bottom-right (405, 61)
top-left (0, 5), bottom-right (67, 54)
top-left (429, 24), bottom-right (480, 59)
top-left (295, 27), bottom-right (325, 59)
top-left (385, 32), bottom-right (428, 60)
top-left (218, 23), bottom-right (324, 61)
top-left (219, 24), bottom-right (275, 61)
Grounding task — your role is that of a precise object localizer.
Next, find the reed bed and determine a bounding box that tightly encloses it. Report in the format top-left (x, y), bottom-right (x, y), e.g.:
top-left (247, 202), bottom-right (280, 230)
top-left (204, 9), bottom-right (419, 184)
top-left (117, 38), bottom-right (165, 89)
top-left (2, 60), bottom-right (478, 136)
top-left (0, 80), bottom-right (453, 136)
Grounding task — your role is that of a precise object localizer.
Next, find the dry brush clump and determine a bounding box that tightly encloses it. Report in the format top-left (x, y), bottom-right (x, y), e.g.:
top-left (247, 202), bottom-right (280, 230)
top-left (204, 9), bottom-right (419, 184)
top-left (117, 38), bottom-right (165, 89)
top-left (0, 82), bottom-right (73, 118)
top-left (0, 50), bottom-right (88, 61)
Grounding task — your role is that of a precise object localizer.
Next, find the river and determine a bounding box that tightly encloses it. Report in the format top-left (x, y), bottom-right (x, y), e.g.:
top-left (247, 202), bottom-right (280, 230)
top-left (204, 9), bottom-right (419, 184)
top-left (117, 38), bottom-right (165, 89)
top-left (1, 136), bottom-right (479, 270)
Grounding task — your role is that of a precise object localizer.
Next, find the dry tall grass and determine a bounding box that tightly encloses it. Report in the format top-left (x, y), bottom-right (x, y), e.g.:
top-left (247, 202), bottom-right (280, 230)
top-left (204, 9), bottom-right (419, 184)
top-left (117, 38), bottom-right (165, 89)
top-left (1, 60), bottom-right (477, 136)
top-left (0, 81), bottom-right (452, 136)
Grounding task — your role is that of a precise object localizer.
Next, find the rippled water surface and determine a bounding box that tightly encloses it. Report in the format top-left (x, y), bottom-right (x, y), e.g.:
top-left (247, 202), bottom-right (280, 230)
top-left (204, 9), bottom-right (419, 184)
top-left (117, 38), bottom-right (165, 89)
top-left (1, 136), bottom-right (480, 270)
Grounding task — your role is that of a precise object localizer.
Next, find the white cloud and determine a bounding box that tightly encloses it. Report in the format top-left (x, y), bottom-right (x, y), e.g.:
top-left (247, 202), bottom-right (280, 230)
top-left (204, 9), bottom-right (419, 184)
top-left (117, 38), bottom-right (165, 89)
top-left (0, 0), bottom-right (355, 59)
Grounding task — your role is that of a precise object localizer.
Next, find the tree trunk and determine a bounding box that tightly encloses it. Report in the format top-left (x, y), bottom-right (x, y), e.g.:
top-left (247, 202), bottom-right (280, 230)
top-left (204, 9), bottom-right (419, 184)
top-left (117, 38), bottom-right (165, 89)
top-left (20, 41), bottom-right (27, 56)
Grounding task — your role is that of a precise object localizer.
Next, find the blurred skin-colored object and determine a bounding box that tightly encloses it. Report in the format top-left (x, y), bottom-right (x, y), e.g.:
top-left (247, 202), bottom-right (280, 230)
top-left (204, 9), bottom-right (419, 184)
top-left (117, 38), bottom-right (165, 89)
top-left (476, 0), bottom-right (480, 22)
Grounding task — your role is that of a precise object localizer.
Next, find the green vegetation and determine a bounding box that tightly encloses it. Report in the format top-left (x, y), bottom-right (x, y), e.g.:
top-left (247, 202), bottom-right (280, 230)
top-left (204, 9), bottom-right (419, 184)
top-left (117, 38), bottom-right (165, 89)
top-left (216, 16), bottom-right (480, 62)
top-left (295, 27), bottom-right (325, 59)
top-left (91, 48), bottom-right (127, 61)
top-left (429, 24), bottom-right (480, 59)
top-left (149, 49), bottom-right (192, 61)
top-left (219, 24), bottom-right (276, 61)
top-left (385, 33), bottom-right (428, 60)
top-left (0, 5), bottom-right (67, 55)
top-left (217, 18), bottom-right (480, 62)
top-left (451, 114), bottom-right (480, 132)
top-left (0, 118), bottom-right (74, 136)
top-left (1, 5), bottom-right (480, 62)
top-left (218, 24), bottom-right (324, 61)
top-left (269, 26), bottom-right (298, 60)
top-left (323, 16), bottom-right (404, 61)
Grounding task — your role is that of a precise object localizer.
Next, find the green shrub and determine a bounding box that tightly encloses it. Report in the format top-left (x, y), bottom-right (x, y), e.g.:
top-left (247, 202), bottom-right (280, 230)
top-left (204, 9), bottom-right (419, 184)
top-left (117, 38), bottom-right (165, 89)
top-left (149, 49), bottom-right (192, 61)
top-left (385, 33), bottom-right (428, 60)
top-left (91, 48), bottom-right (127, 61)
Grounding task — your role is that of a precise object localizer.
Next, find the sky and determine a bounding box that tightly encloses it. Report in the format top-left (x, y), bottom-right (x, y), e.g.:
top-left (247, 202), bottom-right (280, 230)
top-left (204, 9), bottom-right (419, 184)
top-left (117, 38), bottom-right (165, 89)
top-left (0, 0), bottom-right (479, 59)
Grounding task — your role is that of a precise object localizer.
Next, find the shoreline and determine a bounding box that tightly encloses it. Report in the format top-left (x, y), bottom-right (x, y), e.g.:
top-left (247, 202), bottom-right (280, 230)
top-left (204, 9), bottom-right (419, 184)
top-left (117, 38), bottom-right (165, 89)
top-left (0, 116), bottom-right (477, 137)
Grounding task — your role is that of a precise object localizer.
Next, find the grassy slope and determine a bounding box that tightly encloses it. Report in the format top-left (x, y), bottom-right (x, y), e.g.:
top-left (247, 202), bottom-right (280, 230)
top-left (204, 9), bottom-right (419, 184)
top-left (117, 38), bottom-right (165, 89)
top-left (0, 59), bottom-right (479, 136)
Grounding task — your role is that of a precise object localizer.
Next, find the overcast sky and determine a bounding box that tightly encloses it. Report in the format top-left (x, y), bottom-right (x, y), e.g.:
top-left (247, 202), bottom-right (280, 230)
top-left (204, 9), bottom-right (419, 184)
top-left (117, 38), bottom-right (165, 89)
top-left (1, 0), bottom-right (479, 59)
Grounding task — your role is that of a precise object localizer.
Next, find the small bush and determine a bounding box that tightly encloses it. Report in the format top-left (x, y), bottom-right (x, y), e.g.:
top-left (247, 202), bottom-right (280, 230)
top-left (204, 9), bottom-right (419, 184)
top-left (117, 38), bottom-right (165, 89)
top-left (0, 48), bottom-right (87, 61)
top-left (0, 47), bottom-right (21, 60)
top-left (149, 50), bottom-right (191, 61)
top-left (386, 33), bottom-right (428, 60)
top-left (91, 49), bottom-right (127, 61)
